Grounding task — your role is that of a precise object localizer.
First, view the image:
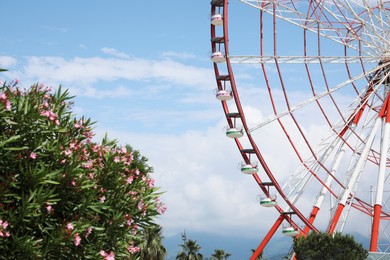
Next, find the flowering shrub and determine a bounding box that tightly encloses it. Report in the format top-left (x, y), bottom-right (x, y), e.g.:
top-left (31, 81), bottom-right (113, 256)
top-left (0, 81), bottom-right (166, 259)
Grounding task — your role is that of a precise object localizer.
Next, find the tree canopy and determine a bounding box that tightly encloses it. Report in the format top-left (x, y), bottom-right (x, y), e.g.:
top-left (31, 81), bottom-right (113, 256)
top-left (176, 239), bottom-right (203, 260)
top-left (293, 232), bottom-right (368, 260)
top-left (211, 249), bottom-right (231, 260)
top-left (0, 81), bottom-right (166, 259)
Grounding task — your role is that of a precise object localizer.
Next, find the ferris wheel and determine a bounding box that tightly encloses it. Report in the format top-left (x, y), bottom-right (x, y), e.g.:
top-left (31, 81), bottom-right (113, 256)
top-left (210, 0), bottom-right (390, 258)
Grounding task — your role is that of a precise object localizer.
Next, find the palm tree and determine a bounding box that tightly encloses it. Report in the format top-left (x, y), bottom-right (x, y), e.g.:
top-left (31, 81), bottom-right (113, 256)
top-left (138, 225), bottom-right (167, 260)
top-left (211, 249), bottom-right (231, 260)
top-left (176, 239), bottom-right (203, 260)
top-left (250, 249), bottom-right (264, 260)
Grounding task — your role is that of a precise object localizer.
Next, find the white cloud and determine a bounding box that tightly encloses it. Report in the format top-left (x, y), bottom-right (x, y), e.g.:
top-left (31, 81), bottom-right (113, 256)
top-left (93, 119), bottom-right (287, 238)
top-left (0, 56), bottom-right (17, 68)
top-left (101, 47), bottom-right (130, 59)
top-left (12, 56), bottom-right (214, 96)
top-left (75, 85), bottom-right (133, 99)
top-left (161, 51), bottom-right (197, 60)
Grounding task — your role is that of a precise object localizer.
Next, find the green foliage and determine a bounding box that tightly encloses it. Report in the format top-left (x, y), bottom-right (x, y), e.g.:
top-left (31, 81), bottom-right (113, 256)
top-left (250, 249), bottom-right (264, 260)
top-left (293, 232), bottom-right (368, 260)
top-left (0, 81), bottom-right (166, 259)
top-left (176, 239), bottom-right (203, 260)
top-left (137, 225), bottom-right (166, 260)
top-left (211, 249), bottom-right (231, 260)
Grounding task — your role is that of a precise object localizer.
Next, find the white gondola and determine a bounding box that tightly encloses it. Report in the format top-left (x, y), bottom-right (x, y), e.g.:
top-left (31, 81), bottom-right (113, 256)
top-left (211, 0), bottom-right (224, 6)
top-left (260, 197), bottom-right (277, 207)
top-left (226, 127), bottom-right (243, 138)
top-left (241, 164), bottom-right (258, 174)
top-left (282, 226), bottom-right (300, 237)
top-left (216, 89), bottom-right (233, 101)
top-left (211, 14), bottom-right (223, 26)
top-left (211, 51), bottom-right (226, 63)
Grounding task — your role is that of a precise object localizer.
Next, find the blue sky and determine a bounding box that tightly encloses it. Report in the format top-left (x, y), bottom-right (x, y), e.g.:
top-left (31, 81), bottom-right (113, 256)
top-left (0, 0), bottom-right (272, 240)
top-left (1, 0), bottom-right (219, 134)
top-left (1, 0), bottom-right (384, 255)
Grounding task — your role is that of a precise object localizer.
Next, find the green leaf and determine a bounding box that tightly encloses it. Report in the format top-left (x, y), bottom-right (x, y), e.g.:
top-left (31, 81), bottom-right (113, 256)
top-left (4, 146), bottom-right (29, 151)
top-left (0, 135), bottom-right (21, 147)
top-left (87, 205), bottom-right (105, 214)
top-left (3, 118), bottom-right (17, 125)
top-left (39, 180), bottom-right (60, 185)
top-left (91, 226), bottom-right (105, 231)
top-left (28, 189), bottom-right (38, 202)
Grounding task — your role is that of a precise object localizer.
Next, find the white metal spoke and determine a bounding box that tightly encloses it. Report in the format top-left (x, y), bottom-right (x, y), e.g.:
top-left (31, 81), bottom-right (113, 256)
top-left (240, 0), bottom-right (390, 56)
top-left (229, 55), bottom-right (382, 64)
top-left (248, 64), bottom-right (388, 132)
top-left (241, 0), bottom-right (358, 51)
top-left (336, 0), bottom-right (388, 50)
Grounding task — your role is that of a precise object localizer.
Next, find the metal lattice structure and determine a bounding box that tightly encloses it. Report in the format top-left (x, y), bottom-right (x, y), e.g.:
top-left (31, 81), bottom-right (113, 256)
top-left (210, 0), bottom-right (390, 258)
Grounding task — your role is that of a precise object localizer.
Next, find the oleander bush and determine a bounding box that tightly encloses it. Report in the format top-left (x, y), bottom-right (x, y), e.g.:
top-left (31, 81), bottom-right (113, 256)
top-left (0, 81), bottom-right (166, 259)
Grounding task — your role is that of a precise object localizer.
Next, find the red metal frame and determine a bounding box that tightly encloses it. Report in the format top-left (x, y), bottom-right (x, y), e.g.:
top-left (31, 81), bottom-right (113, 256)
top-left (211, 0), bottom-right (390, 257)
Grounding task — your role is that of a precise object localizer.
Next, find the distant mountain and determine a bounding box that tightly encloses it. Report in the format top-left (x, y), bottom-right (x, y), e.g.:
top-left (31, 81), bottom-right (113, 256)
top-left (162, 230), bottom-right (292, 260)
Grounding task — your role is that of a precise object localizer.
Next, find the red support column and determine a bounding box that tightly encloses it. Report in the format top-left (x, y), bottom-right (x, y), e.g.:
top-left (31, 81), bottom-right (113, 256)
top-left (250, 215), bottom-right (284, 260)
top-left (304, 206), bottom-right (319, 234)
top-left (370, 204), bottom-right (382, 251)
top-left (327, 204), bottom-right (344, 234)
top-left (370, 93), bottom-right (390, 251)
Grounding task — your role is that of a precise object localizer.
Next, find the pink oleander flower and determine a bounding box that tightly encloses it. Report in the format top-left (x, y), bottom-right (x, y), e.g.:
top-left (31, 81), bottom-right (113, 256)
top-left (74, 233), bottom-right (81, 246)
top-left (0, 231), bottom-right (10, 237)
top-left (128, 245), bottom-right (140, 254)
top-left (137, 200), bottom-right (144, 210)
top-left (46, 205), bottom-right (52, 213)
top-left (142, 176), bottom-right (155, 188)
top-left (126, 176), bottom-right (133, 184)
top-left (29, 152), bottom-right (37, 159)
top-left (85, 227), bottom-right (92, 238)
top-left (63, 149), bottom-right (72, 156)
top-left (100, 250), bottom-right (115, 260)
top-left (1, 221), bottom-right (8, 229)
top-left (0, 219), bottom-right (10, 238)
top-left (81, 160), bottom-right (93, 169)
top-left (157, 204), bottom-right (168, 214)
top-left (83, 130), bottom-right (93, 139)
top-left (99, 196), bottom-right (106, 203)
top-left (66, 222), bottom-right (74, 231)
top-left (106, 252), bottom-right (115, 260)
top-left (5, 100), bottom-right (11, 111)
top-left (0, 92), bottom-right (12, 111)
